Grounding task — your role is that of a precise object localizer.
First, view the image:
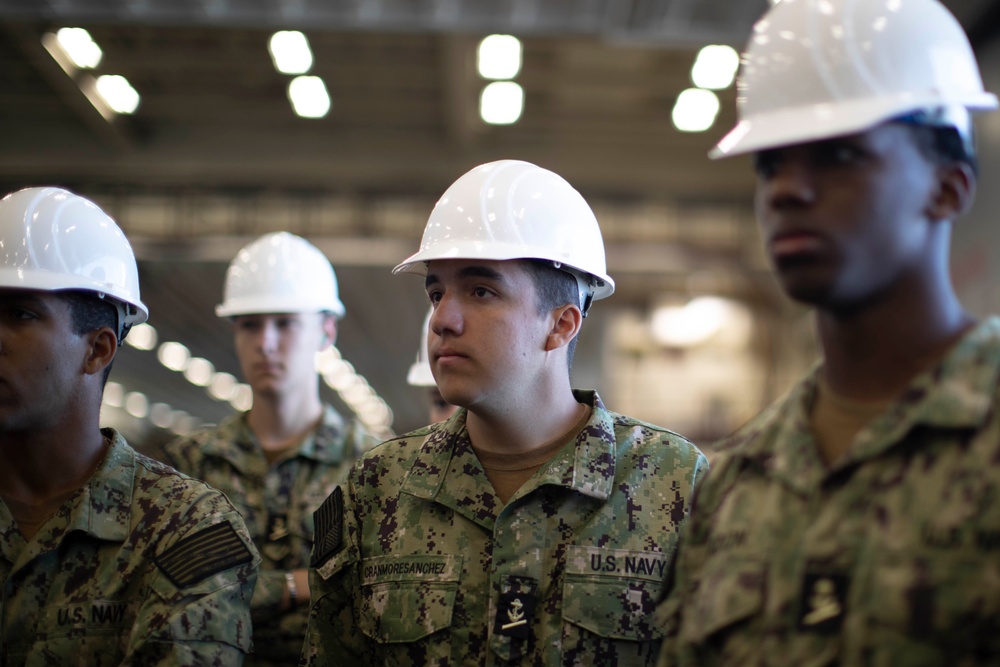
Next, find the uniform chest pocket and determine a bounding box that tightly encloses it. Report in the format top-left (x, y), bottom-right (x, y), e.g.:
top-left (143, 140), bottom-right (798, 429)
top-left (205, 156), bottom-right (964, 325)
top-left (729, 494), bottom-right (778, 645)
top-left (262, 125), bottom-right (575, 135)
top-left (679, 557), bottom-right (766, 645)
top-left (561, 548), bottom-right (670, 666)
top-left (862, 551), bottom-right (1000, 662)
top-left (358, 554), bottom-right (461, 643)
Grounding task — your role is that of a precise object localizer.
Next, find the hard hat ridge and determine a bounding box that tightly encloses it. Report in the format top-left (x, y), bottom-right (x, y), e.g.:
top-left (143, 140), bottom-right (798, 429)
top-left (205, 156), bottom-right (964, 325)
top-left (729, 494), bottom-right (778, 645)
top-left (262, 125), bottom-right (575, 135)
top-left (393, 159), bottom-right (615, 315)
top-left (0, 186), bottom-right (148, 342)
top-left (217, 231), bottom-right (345, 319)
top-left (712, 0), bottom-right (999, 159)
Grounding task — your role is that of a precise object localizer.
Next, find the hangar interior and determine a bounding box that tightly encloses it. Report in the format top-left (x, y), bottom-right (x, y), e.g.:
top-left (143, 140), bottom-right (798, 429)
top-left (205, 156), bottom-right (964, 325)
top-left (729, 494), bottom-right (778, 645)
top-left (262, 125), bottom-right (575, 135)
top-left (1, 0), bottom-right (1000, 450)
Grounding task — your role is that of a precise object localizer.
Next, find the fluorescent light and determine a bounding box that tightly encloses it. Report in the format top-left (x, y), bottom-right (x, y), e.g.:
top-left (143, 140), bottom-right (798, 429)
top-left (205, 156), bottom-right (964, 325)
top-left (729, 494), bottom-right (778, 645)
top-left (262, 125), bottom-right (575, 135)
top-left (480, 81), bottom-right (524, 125)
top-left (208, 372), bottom-right (239, 401)
top-left (672, 88), bottom-right (720, 132)
top-left (184, 357), bottom-right (215, 387)
top-left (477, 34), bottom-right (522, 80)
top-left (55, 27), bottom-right (102, 69)
top-left (157, 341), bottom-right (190, 371)
top-left (95, 74), bottom-right (140, 114)
top-left (269, 30), bottom-right (313, 75)
top-left (103, 381), bottom-right (124, 408)
top-left (651, 297), bottom-right (732, 347)
top-left (125, 323), bottom-right (157, 350)
top-left (288, 76), bottom-right (330, 118)
top-left (124, 391), bottom-right (149, 419)
top-left (691, 45), bottom-right (740, 90)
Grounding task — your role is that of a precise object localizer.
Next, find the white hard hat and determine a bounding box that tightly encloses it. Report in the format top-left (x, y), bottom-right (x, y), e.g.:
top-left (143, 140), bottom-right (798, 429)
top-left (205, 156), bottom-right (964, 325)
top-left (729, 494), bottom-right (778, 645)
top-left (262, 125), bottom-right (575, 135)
top-left (0, 187), bottom-right (148, 339)
top-left (393, 160), bottom-right (614, 314)
top-left (407, 307), bottom-right (435, 387)
top-left (216, 231), bottom-right (345, 319)
top-left (711, 0), bottom-right (999, 159)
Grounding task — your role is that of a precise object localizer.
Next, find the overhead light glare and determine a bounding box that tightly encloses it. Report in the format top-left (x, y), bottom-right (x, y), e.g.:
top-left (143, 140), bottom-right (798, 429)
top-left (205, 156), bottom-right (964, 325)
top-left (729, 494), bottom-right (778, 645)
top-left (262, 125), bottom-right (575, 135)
top-left (157, 341), bottom-right (190, 371)
top-left (95, 74), bottom-right (140, 114)
top-left (269, 30), bottom-right (314, 75)
top-left (477, 34), bottom-right (522, 80)
top-left (288, 75), bottom-right (330, 118)
top-left (124, 391), bottom-right (149, 419)
top-left (184, 357), bottom-right (215, 387)
top-left (691, 45), bottom-right (740, 90)
top-left (651, 296), bottom-right (734, 347)
top-left (480, 81), bottom-right (524, 125)
top-left (125, 323), bottom-right (157, 350)
top-left (55, 27), bottom-right (103, 69)
top-left (672, 88), bottom-right (720, 132)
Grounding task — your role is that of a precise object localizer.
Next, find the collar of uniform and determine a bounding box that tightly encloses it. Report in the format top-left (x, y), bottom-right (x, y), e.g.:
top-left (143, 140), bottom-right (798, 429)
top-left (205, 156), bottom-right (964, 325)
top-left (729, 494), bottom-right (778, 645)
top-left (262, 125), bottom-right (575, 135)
top-left (67, 428), bottom-right (134, 542)
top-left (726, 318), bottom-right (1000, 493)
top-left (400, 390), bottom-right (615, 512)
top-left (400, 409), bottom-right (502, 530)
top-left (525, 389), bottom-right (615, 501)
top-left (847, 317), bottom-right (1000, 461)
top-left (196, 412), bottom-right (260, 475)
top-left (298, 404), bottom-right (348, 464)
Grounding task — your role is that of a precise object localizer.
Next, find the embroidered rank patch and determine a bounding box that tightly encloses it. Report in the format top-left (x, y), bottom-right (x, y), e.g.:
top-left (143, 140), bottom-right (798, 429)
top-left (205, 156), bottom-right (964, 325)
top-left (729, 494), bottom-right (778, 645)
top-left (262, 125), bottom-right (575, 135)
top-left (154, 521), bottom-right (254, 588)
top-left (493, 578), bottom-right (538, 640)
top-left (798, 571), bottom-right (848, 633)
top-left (311, 486), bottom-right (344, 567)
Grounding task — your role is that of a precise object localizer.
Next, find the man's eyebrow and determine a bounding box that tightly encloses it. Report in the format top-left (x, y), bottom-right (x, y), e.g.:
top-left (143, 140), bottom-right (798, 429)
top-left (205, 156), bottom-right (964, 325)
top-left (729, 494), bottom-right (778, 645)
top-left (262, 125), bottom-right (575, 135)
top-left (425, 265), bottom-right (506, 290)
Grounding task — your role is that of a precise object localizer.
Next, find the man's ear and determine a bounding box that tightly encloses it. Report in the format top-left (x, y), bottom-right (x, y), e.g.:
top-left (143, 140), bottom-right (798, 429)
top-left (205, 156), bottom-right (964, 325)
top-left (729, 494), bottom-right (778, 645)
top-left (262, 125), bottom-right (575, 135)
top-left (544, 304), bottom-right (583, 352)
top-left (320, 314), bottom-right (338, 350)
top-left (928, 161), bottom-right (976, 222)
top-left (83, 327), bottom-right (118, 378)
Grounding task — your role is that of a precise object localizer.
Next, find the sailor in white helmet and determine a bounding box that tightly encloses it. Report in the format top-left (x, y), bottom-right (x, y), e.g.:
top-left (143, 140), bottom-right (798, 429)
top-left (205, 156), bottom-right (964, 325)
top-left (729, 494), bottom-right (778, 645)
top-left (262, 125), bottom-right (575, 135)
top-left (164, 231), bottom-right (379, 667)
top-left (0, 187), bottom-right (260, 664)
top-left (407, 306), bottom-right (458, 423)
top-left (657, 1), bottom-right (1000, 665)
top-left (304, 160), bottom-right (708, 666)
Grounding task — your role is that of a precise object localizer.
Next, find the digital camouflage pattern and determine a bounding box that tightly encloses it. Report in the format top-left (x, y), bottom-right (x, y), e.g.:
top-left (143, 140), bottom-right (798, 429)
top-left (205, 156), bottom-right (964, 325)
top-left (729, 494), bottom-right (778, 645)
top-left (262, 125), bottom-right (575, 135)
top-left (165, 404), bottom-right (379, 666)
top-left (656, 318), bottom-right (1000, 666)
top-left (0, 429), bottom-right (260, 666)
top-left (304, 390), bottom-right (708, 666)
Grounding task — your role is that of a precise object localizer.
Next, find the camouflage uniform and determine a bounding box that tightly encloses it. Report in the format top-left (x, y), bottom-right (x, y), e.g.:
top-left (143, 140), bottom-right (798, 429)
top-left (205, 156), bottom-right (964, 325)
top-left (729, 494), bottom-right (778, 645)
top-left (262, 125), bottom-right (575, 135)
top-left (656, 318), bottom-right (1000, 666)
top-left (304, 390), bottom-right (707, 666)
top-left (0, 429), bottom-right (260, 666)
top-left (165, 404), bottom-right (378, 667)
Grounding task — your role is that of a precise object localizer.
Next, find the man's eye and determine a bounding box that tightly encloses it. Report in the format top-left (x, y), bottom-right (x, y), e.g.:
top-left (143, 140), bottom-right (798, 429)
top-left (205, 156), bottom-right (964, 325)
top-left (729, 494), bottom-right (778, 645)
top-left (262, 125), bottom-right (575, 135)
top-left (753, 152), bottom-right (779, 179)
top-left (427, 291), bottom-right (442, 304)
top-left (473, 287), bottom-right (492, 298)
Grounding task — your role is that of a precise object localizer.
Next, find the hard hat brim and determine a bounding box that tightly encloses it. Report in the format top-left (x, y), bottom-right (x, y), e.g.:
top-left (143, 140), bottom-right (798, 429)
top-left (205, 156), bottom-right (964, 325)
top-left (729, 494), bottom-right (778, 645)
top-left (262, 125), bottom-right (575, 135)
top-left (216, 295), bottom-right (345, 319)
top-left (0, 267), bottom-right (149, 325)
top-left (393, 241), bottom-right (615, 301)
top-left (711, 91), bottom-right (1000, 159)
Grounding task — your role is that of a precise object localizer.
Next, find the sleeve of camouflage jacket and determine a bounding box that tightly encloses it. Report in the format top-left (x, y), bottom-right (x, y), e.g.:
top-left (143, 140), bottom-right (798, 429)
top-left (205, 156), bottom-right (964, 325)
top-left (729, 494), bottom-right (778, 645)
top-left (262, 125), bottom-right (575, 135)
top-left (125, 493), bottom-right (261, 665)
top-left (655, 454), bottom-right (725, 667)
top-left (302, 478), bottom-right (369, 664)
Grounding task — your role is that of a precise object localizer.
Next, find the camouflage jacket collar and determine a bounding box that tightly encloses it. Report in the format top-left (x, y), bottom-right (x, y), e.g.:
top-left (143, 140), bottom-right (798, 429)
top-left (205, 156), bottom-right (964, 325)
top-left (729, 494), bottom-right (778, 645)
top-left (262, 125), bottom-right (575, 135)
top-left (399, 390), bottom-right (616, 530)
top-left (731, 317), bottom-right (1000, 494)
top-left (1, 429), bottom-right (134, 571)
top-left (199, 404), bottom-right (349, 473)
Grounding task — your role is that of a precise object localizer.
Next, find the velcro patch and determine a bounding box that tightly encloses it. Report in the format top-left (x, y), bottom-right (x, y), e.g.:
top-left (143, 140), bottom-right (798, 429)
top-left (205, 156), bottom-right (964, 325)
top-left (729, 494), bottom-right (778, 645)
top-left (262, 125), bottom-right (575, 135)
top-left (311, 486), bottom-right (344, 567)
top-left (155, 521), bottom-right (254, 588)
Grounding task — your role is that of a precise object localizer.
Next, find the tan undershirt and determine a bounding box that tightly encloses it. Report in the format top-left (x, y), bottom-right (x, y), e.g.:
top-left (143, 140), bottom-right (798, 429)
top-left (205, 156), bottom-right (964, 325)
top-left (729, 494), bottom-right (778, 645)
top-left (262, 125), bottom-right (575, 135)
top-left (263, 442), bottom-right (298, 466)
top-left (473, 405), bottom-right (592, 504)
top-left (2, 488), bottom-right (79, 541)
top-left (811, 378), bottom-right (891, 467)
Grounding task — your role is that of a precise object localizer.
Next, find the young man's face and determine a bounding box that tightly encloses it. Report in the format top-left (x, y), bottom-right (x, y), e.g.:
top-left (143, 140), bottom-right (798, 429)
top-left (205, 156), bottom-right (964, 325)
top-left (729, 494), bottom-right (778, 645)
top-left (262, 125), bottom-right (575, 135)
top-left (0, 289), bottom-right (96, 433)
top-left (753, 122), bottom-right (944, 311)
top-left (424, 259), bottom-right (551, 410)
top-left (233, 312), bottom-right (332, 398)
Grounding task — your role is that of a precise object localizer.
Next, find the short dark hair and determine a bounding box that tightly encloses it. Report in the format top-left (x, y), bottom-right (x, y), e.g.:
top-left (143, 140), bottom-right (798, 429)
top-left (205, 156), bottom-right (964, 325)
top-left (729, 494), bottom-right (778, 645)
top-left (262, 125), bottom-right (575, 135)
top-left (905, 124), bottom-right (979, 176)
top-left (57, 290), bottom-right (118, 385)
top-left (521, 259), bottom-right (581, 373)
